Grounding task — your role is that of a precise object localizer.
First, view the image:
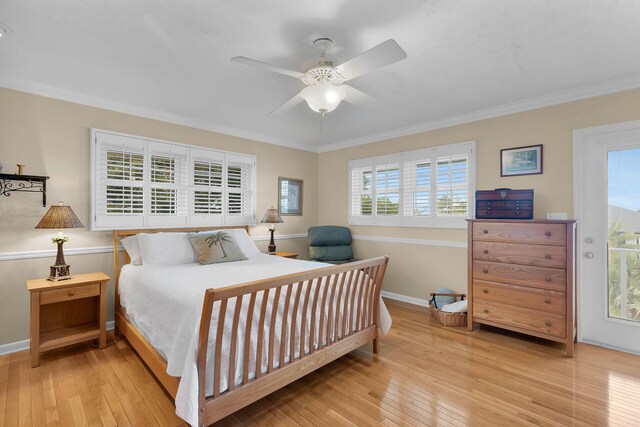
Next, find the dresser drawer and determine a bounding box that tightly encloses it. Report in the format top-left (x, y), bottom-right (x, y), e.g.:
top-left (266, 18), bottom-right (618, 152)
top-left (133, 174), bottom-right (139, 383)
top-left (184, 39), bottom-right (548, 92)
top-left (473, 241), bottom-right (566, 268)
top-left (473, 280), bottom-right (565, 315)
top-left (472, 222), bottom-right (566, 246)
top-left (40, 283), bottom-right (100, 305)
top-left (473, 300), bottom-right (566, 338)
top-left (472, 261), bottom-right (566, 291)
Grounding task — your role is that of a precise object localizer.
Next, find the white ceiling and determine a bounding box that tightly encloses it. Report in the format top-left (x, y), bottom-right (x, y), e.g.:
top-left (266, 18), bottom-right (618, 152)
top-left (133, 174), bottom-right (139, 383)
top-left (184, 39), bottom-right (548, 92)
top-left (2, 1), bottom-right (640, 152)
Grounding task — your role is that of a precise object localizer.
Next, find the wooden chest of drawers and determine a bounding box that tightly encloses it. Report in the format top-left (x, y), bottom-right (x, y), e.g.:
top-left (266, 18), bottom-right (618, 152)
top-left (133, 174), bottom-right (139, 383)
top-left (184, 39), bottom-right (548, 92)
top-left (467, 219), bottom-right (577, 356)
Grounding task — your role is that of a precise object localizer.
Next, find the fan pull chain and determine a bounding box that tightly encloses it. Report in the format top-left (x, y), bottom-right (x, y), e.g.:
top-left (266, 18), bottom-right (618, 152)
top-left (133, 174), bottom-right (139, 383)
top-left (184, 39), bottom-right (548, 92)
top-left (320, 112), bottom-right (324, 135)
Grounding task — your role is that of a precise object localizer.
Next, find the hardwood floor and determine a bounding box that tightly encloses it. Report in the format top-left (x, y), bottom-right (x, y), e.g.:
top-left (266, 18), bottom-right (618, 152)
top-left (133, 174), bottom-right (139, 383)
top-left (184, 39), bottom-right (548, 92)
top-left (2, 299), bottom-right (640, 426)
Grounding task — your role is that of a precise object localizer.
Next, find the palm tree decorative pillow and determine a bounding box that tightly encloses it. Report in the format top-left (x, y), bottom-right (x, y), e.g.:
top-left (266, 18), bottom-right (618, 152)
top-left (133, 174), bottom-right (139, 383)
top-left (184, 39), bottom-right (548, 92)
top-left (188, 231), bottom-right (248, 265)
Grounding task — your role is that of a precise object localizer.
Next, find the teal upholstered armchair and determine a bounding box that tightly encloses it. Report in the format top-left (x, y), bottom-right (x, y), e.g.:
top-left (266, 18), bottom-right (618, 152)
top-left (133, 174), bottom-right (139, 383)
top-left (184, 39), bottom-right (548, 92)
top-left (308, 226), bottom-right (355, 265)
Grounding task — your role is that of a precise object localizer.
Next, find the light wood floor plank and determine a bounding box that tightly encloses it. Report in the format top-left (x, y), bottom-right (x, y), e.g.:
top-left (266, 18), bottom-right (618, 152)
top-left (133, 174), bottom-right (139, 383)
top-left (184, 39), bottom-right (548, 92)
top-left (3, 299), bottom-right (640, 426)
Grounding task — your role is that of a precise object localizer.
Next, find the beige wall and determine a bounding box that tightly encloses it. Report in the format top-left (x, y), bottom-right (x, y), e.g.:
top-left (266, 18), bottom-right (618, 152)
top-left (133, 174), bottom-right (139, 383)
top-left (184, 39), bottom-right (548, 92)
top-left (3, 85), bottom-right (640, 347)
top-left (0, 87), bottom-right (317, 346)
top-left (318, 88), bottom-right (640, 300)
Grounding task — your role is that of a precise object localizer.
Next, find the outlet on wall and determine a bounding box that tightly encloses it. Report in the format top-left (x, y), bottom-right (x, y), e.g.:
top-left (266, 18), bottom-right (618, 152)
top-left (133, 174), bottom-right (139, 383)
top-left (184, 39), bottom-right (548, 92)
top-left (547, 212), bottom-right (568, 220)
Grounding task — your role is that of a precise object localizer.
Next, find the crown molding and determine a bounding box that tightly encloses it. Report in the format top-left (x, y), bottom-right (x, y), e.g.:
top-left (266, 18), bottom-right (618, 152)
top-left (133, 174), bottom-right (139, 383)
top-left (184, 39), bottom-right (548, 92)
top-left (0, 74), bottom-right (317, 153)
top-left (4, 72), bottom-right (640, 155)
top-left (317, 73), bottom-right (640, 153)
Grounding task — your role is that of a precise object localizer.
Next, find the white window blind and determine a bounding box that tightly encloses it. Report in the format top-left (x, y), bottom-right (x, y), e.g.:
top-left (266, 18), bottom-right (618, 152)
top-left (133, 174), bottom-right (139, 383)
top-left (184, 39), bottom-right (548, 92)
top-left (91, 130), bottom-right (257, 230)
top-left (95, 133), bottom-right (146, 229)
top-left (348, 140), bottom-right (476, 228)
top-left (225, 153), bottom-right (256, 225)
top-left (148, 142), bottom-right (188, 227)
top-left (191, 147), bottom-right (224, 225)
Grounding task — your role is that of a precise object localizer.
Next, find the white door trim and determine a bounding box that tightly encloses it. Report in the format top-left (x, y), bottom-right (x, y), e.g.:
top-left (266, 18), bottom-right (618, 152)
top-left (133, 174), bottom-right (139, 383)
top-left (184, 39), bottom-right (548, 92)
top-left (573, 119), bottom-right (640, 344)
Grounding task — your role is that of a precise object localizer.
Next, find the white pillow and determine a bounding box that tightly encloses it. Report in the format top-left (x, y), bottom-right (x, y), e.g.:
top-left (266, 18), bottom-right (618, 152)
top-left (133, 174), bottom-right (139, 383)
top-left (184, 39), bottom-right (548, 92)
top-left (230, 229), bottom-right (261, 258)
top-left (136, 232), bottom-right (198, 266)
top-left (121, 236), bottom-right (142, 266)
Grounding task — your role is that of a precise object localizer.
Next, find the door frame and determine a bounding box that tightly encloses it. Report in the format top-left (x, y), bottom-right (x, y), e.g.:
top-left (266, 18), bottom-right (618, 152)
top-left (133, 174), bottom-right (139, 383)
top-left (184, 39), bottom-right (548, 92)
top-left (573, 119), bottom-right (640, 348)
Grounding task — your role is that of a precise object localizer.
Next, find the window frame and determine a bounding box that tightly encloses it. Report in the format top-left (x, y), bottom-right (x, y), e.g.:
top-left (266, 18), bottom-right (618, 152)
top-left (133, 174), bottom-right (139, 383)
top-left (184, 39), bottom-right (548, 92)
top-left (90, 129), bottom-right (257, 231)
top-left (348, 140), bottom-right (476, 229)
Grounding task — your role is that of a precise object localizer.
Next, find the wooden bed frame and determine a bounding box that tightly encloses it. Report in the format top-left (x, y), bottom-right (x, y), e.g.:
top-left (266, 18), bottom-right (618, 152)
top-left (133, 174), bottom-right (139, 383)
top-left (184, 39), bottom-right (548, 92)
top-left (112, 226), bottom-right (389, 426)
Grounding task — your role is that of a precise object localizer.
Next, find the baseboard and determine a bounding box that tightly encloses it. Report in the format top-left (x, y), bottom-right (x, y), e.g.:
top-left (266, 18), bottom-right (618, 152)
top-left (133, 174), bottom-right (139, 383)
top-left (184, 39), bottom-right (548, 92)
top-left (0, 320), bottom-right (115, 356)
top-left (580, 339), bottom-right (640, 357)
top-left (381, 290), bottom-right (429, 307)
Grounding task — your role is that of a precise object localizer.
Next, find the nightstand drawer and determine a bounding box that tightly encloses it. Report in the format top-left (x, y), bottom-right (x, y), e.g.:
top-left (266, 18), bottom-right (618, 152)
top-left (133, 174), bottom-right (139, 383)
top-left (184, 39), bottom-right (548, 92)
top-left (40, 283), bottom-right (100, 305)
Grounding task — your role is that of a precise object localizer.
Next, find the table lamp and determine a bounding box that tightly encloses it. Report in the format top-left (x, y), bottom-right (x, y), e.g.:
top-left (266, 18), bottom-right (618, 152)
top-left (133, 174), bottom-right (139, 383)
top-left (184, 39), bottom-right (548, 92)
top-left (35, 201), bottom-right (84, 281)
top-left (260, 206), bottom-right (283, 254)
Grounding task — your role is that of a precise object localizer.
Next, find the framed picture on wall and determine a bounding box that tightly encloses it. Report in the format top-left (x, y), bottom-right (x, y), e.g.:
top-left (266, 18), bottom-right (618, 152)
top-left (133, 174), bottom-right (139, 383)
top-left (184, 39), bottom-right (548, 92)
top-left (278, 177), bottom-right (303, 215)
top-left (500, 144), bottom-right (543, 177)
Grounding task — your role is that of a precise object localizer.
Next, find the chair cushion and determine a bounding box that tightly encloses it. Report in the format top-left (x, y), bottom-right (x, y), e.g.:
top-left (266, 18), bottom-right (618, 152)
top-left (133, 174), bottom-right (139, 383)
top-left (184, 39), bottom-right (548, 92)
top-left (309, 245), bottom-right (354, 262)
top-left (308, 226), bottom-right (352, 246)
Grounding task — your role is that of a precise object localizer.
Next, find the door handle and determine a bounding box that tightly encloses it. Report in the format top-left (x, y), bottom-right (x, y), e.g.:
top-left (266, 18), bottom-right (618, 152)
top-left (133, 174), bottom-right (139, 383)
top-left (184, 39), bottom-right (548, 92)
top-left (584, 251), bottom-right (594, 259)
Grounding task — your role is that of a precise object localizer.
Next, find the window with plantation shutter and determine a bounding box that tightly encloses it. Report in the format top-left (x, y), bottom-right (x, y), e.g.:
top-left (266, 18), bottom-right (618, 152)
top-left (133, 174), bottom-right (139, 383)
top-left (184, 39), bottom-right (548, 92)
top-left (94, 132), bottom-right (146, 229)
top-left (348, 140), bottom-right (475, 228)
top-left (91, 130), bottom-right (257, 230)
top-left (148, 142), bottom-right (188, 227)
top-left (225, 154), bottom-right (256, 225)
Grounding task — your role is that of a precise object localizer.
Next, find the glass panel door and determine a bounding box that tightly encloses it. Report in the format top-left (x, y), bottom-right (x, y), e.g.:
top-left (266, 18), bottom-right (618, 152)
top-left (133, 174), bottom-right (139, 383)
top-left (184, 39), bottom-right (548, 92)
top-left (608, 148), bottom-right (640, 323)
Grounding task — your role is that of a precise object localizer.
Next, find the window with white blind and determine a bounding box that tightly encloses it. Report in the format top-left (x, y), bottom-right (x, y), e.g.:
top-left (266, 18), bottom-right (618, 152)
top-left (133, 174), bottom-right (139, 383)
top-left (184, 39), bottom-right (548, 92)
top-left (91, 130), bottom-right (257, 230)
top-left (349, 140), bottom-right (476, 228)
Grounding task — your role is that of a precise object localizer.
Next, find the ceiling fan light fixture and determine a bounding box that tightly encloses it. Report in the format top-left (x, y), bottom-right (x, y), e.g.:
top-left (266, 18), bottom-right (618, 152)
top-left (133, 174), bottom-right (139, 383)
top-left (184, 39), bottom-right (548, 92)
top-left (300, 83), bottom-right (346, 114)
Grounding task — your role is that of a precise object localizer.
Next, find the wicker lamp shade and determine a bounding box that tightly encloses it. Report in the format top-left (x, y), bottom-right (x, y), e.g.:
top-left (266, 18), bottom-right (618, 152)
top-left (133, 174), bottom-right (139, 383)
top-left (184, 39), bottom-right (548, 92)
top-left (260, 207), bottom-right (284, 224)
top-left (35, 204), bottom-right (84, 229)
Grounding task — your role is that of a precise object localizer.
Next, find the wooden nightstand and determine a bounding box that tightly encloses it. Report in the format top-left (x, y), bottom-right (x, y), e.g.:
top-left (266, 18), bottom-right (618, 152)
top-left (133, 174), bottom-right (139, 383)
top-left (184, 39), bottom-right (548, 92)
top-left (26, 272), bottom-right (110, 367)
top-left (271, 251), bottom-right (299, 259)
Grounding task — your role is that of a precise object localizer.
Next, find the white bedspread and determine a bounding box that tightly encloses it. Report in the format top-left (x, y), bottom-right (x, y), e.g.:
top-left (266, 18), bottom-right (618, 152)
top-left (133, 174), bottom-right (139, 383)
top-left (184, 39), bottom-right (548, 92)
top-left (118, 255), bottom-right (391, 426)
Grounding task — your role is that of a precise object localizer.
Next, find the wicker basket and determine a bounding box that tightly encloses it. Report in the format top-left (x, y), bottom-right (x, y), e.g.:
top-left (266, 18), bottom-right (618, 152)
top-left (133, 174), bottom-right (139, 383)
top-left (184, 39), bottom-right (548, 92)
top-left (428, 293), bottom-right (467, 327)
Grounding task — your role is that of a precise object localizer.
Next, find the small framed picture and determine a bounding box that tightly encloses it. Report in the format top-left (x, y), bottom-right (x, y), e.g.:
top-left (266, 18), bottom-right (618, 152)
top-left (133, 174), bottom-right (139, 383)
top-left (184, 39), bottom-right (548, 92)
top-left (278, 177), bottom-right (303, 216)
top-left (500, 144), bottom-right (543, 177)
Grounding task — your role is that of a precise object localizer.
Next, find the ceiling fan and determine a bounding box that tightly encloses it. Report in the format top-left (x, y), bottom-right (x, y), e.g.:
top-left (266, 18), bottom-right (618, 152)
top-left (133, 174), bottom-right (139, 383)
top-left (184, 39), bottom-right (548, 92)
top-left (231, 38), bottom-right (407, 115)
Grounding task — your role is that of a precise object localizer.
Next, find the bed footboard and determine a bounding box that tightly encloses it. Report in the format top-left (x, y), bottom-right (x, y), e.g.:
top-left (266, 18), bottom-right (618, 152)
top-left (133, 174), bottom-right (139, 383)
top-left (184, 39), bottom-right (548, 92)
top-left (196, 256), bottom-right (389, 426)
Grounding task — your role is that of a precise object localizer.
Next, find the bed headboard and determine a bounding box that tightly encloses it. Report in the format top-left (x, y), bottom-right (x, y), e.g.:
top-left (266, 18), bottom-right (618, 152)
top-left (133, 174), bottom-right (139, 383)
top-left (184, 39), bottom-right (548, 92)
top-left (112, 226), bottom-right (250, 312)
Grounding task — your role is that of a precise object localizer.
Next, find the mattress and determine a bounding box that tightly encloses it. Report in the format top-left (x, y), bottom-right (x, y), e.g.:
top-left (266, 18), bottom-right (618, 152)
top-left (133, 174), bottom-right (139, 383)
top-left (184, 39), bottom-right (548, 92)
top-left (118, 254), bottom-right (392, 426)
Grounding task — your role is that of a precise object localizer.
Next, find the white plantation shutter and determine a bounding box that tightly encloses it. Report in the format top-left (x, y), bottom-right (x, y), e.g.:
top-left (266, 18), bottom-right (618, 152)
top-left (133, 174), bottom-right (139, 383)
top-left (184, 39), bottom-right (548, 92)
top-left (403, 158), bottom-right (432, 225)
top-left (147, 141), bottom-right (188, 227)
top-left (91, 130), bottom-right (257, 230)
top-left (190, 147), bottom-right (224, 226)
top-left (94, 132), bottom-right (146, 229)
top-left (373, 163), bottom-right (401, 225)
top-left (348, 141), bottom-right (475, 228)
top-left (349, 165), bottom-right (373, 225)
top-left (225, 153), bottom-right (256, 225)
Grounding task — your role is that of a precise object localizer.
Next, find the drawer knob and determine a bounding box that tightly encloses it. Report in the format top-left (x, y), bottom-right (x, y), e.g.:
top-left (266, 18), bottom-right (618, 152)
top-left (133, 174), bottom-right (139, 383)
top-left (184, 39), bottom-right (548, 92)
top-left (544, 299), bottom-right (551, 304)
top-left (545, 254), bottom-right (552, 259)
top-left (68, 290), bottom-right (76, 296)
top-left (482, 289), bottom-right (489, 294)
top-left (482, 229), bottom-right (489, 234)
top-left (545, 276), bottom-right (552, 282)
top-left (483, 309), bottom-right (489, 314)
top-left (483, 249), bottom-right (489, 254)
top-left (483, 268), bottom-right (489, 274)
top-left (545, 231), bottom-right (552, 237)
top-left (545, 321), bottom-right (552, 327)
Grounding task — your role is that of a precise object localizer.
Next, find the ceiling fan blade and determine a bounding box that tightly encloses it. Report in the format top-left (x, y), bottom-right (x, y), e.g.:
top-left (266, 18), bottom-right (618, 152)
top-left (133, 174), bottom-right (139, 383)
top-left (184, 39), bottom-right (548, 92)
top-left (333, 39), bottom-right (407, 81)
top-left (341, 85), bottom-right (373, 105)
top-left (231, 56), bottom-right (304, 79)
top-left (271, 91), bottom-right (305, 114)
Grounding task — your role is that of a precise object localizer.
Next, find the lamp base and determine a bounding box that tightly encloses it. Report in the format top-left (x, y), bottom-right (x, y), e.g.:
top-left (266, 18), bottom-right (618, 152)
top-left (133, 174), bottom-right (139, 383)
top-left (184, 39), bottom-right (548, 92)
top-left (48, 264), bottom-right (71, 281)
top-left (267, 244), bottom-right (276, 254)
